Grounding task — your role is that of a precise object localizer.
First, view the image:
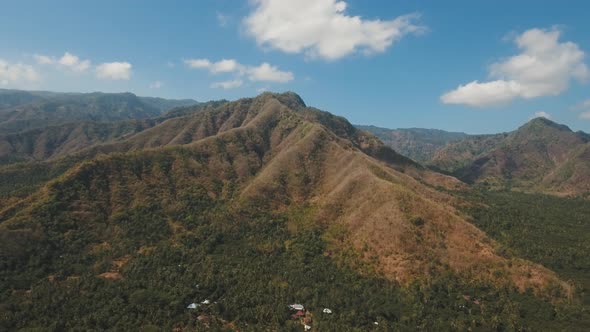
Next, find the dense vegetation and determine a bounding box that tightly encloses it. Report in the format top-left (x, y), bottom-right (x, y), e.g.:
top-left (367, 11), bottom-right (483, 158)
top-left (466, 191), bottom-right (590, 304)
top-left (1, 91), bottom-right (589, 331)
top-left (2, 187), bottom-right (587, 331)
top-left (464, 190), bottom-right (590, 330)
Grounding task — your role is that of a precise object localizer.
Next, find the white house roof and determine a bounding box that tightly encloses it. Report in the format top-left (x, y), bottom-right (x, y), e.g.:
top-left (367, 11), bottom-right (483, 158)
top-left (288, 304), bottom-right (305, 311)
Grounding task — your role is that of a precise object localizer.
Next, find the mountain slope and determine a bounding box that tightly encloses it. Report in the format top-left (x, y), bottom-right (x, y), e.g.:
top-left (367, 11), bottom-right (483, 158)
top-left (0, 99), bottom-right (225, 165)
top-left (138, 96), bottom-right (199, 112)
top-left (0, 90), bottom-right (198, 135)
top-left (429, 133), bottom-right (509, 173)
top-left (1, 93), bottom-right (567, 286)
top-left (449, 118), bottom-right (590, 195)
top-left (0, 93), bottom-right (576, 330)
top-left (357, 126), bottom-right (468, 163)
top-left (0, 119), bottom-right (156, 164)
top-left (0, 89), bottom-right (48, 109)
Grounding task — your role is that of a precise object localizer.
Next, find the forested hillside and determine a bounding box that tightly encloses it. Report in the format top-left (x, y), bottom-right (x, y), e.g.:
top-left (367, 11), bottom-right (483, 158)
top-left (357, 126), bottom-right (468, 163)
top-left (1, 93), bottom-right (586, 330)
top-left (0, 89), bottom-right (198, 135)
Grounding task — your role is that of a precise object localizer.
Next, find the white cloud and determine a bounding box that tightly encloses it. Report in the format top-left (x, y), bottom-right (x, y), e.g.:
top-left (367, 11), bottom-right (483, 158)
top-left (211, 79), bottom-right (243, 89)
top-left (185, 58), bottom-right (294, 84)
top-left (580, 111), bottom-right (590, 120)
top-left (0, 59), bottom-right (40, 86)
top-left (149, 81), bottom-right (163, 89)
top-left (185, 58), bottom-right (243, 73)
top-left (34, 54), bottom-right (55, 65)
top-left (531, 111), bottom-right (551, 120)
top-left (247, 63), bottom-right (293, 83)
top-left (35, 52), bottom-right (91, 72)
top-left (96, 62), bottom-right (132, 80)
top-left (58, 52), bottom-right (91, 72)
top-left (244, 0), bottom-right (424, 60)
top-left (441, 27), bottom-right (589, 107)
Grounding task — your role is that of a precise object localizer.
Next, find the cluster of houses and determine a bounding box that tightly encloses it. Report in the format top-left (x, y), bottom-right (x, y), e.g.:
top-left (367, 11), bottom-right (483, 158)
top-left (288, 304), bottom-right (334, 331)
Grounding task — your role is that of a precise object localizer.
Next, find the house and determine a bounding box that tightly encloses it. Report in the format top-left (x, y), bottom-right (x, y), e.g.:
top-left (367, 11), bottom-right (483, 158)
top-left (201, 299), bottom-right (210, 305)
top-left (304, 325), bottom-right (312, 331)
top-left (289, 304), bottom-right (305, 311)
top-left (187, 303), bottom-right (198, 309)
top-left (322, 308), bottom-right (332, 314)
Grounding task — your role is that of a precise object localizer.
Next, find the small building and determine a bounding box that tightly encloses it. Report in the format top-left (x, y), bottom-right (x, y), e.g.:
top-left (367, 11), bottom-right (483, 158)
top-left (322, 308), bottom-right (332, 314)
top-left (289, 304), bottom-right (305, 311)
top-left (187, 303), bottom-right (198, 309)
top-left (201, 299), bottom-right (211, 305)
top-left (304, 325), bottom-right (312, 331)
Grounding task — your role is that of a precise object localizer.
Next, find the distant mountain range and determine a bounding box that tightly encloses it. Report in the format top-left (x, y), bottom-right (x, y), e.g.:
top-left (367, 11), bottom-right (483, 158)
top-left (356, 126), bottom-right (469, 162)
top-left (360, 118), bottom-right (590, 196)
top-left (0, 89), bottom-right (199, 135)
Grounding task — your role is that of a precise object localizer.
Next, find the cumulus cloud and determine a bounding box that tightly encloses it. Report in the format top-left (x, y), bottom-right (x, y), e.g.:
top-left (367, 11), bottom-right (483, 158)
top-left (59, 52), bottom-right (91, 72)
top-left (247, 63), bottom-right (293, 83)
top-left (185, 58), bottom-right (293, 87)
top-left (185, 58), bottom-right (242, 73)
top-left (441, 27), bottom-right (590, 107)
top-left (531, 111), bottom-right (551, 120)
top-left (211, 79), bottom-right (243, 89)
top-left (244, 0), bottom-right (424, 60)
top-left (0, 59), bottom-right (40, 86)
top-left (33, 54), bottom-right (55, 65)
top-left (35, 52), bottom-right (91, 72)
top-left (96, 62), bottom-right (132, 80)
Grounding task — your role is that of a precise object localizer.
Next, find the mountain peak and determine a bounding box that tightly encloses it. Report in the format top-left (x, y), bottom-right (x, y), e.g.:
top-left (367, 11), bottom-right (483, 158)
top-left (521, 117), bottom-right (572, 133)
top-left (256, 91), bottom-right (306, 110)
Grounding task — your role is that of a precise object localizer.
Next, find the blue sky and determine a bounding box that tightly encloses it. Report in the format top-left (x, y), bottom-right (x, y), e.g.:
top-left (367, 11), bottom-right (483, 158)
top-left (1, 0), bottom-right (590, 134)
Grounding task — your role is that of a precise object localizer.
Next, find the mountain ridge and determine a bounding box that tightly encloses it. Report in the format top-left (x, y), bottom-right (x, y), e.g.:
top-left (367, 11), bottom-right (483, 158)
top-left (0, 89), bottom-right (198, 135)
top-left (363, 117), bottom-right (590, 196)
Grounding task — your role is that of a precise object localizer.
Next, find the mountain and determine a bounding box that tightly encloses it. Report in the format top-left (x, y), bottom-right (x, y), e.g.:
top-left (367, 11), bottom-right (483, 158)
top-left (0, 100), bottom-right (227, 165)
top-left (439, 118), bottom-right (590, 195)
top-left (0, 93), bottom-right (573, 330)
top-left (357, 126), bottom-right (468, 163)
top-left (0, 90), bottom-right (198, 135)
top-left (138, 96), bottom-right (199, 112)
top-left (0, 89), bottom-right (47, 109)
top-left (429, 133), bottom-right (508, 173)
top-left (365, 118), bottom-right (590, 196)
top-left (0, 119), bottom-right (156, 164)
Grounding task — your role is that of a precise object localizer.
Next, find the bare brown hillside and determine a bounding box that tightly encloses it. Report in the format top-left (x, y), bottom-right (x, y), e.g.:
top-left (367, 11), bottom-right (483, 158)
top-left (0, 93), bottom-right (570, 299)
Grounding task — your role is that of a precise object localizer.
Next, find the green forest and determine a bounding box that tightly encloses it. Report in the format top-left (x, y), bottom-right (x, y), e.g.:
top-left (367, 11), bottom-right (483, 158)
top-left (2, 183), bottom-right (590, 331)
